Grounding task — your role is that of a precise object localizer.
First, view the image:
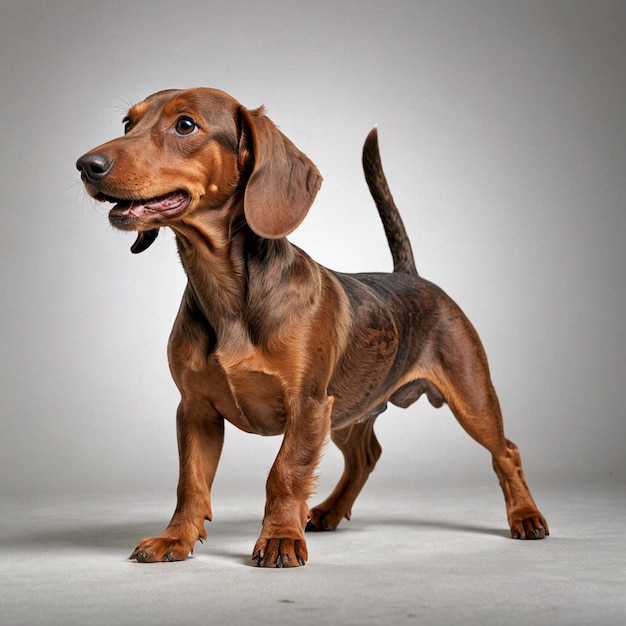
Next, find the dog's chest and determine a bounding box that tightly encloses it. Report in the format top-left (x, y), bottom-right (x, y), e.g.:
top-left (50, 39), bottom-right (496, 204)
top-left (216, 350), bottom-right (288, 436)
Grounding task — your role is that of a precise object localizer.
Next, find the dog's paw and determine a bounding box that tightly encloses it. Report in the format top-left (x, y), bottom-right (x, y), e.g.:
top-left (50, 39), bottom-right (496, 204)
top-left (129, 535), bottom-right (195, 563)
top-left (306, 506), bottom-right (343, 532)
top-left (510, 512), bottom-right (549, 540)
top-left (251, 537), bottom-right (308, 568)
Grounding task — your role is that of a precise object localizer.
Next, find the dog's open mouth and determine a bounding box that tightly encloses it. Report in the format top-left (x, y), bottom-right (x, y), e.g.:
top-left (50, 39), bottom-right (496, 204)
top-left (106, 190), bottom-right (191, 227)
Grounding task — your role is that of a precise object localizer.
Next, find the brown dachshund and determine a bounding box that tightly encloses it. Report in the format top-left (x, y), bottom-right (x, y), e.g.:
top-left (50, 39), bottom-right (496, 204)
top-left (76, 87), bottom-right (548, 568)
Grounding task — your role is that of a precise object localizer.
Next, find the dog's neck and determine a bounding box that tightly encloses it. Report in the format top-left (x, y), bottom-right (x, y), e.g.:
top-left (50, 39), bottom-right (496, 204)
top-left (170, 202), bottom-right (295, 340)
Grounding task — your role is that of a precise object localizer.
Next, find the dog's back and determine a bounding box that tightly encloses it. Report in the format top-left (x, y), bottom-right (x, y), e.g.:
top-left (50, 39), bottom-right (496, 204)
top-left (323, 129), bottom-right (444, 423)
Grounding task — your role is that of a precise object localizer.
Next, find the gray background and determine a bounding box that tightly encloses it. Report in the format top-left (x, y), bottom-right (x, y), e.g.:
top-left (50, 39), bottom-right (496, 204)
top-left (1, 0), bottom-right (625, 502)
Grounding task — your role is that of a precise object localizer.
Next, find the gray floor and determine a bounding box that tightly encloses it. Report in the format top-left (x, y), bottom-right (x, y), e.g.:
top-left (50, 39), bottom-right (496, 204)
top-left (1, 481), bottom-right (624, 626)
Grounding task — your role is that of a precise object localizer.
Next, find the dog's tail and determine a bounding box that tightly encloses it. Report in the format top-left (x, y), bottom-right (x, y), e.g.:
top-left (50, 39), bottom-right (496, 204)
top-left (362, 128), bottom-right (418, 275)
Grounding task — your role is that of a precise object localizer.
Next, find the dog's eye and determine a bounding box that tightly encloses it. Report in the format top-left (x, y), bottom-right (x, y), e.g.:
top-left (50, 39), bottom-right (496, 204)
top-left (175, 116), bottom-right (198, 136)
top-left (123, 117), bottom-right (132, 134)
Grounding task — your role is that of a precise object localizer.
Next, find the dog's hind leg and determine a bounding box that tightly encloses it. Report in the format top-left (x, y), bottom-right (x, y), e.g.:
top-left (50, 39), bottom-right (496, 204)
top-left (307, 413), bottom-right (383, 532)
top-left (431, 305), bottom-right (549, 539)
top-left (450, 390), bottom-right (548, 539)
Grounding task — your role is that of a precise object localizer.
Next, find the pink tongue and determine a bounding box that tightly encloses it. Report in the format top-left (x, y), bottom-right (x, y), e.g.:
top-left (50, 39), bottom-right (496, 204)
top-left (127, 193), bottom-right (187, 217)
top-left (128, 203), bottom-right (146, 217)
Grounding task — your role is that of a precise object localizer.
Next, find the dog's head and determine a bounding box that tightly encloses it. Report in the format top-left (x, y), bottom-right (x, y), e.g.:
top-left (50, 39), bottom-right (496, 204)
top-left (76, 87), bottom-right (322, 252)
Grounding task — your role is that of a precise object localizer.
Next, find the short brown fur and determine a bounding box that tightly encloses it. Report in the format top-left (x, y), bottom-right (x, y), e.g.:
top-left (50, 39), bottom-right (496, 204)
top-left (77, 87), bottom-right (548, 568)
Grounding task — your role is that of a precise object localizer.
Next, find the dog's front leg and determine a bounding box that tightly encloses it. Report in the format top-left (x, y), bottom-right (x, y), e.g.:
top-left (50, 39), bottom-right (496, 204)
top-left (252, 396), bottom-right (333, 568)
top-left (130, 403), bottom-right (224, 562)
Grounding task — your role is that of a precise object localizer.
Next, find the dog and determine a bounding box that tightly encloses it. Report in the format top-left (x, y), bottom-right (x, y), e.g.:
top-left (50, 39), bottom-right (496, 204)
top-left (76, 87), bottom-right (548, 567)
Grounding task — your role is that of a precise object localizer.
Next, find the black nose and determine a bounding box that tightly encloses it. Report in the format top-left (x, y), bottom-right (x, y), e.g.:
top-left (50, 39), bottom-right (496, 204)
top-left (76, 152), bottom-right (114, 183)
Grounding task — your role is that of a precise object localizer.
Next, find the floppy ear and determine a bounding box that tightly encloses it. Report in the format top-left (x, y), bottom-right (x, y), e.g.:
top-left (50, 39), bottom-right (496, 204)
top-left (239, 106), bottom-right (322, 239)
